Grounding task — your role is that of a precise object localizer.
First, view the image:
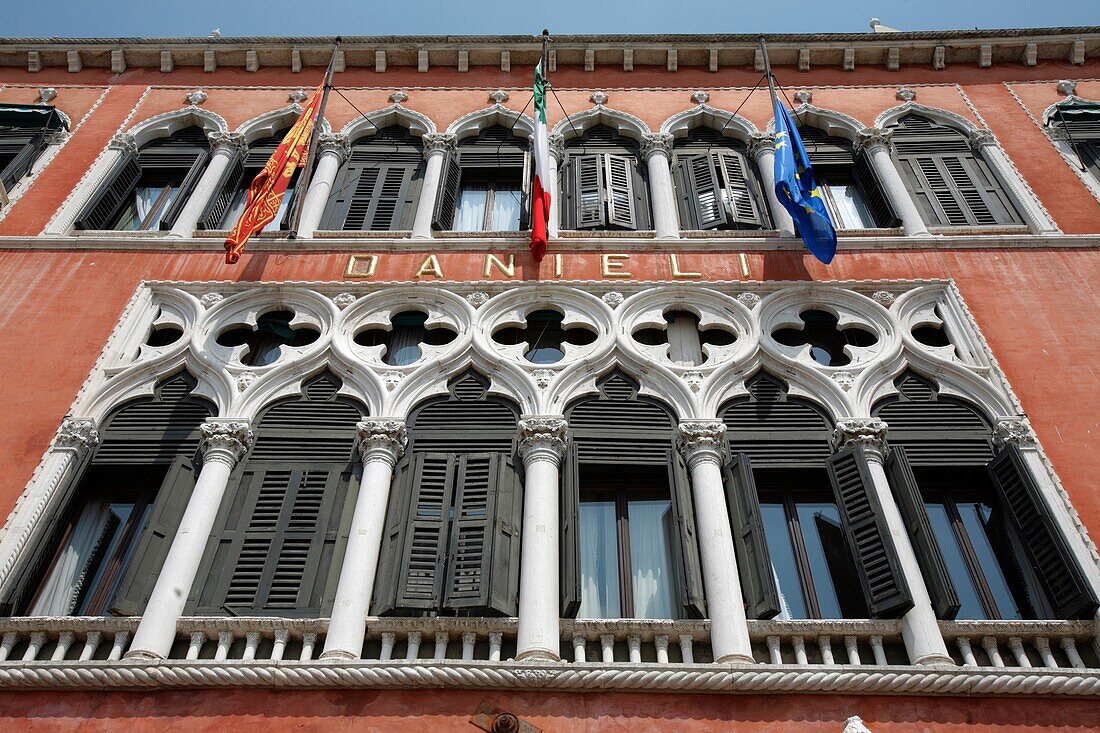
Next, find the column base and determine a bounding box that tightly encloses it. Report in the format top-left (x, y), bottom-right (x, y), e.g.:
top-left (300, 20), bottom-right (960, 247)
top-left (319, 649), bottom-right (359, 662)
top-left (123, 649), bottom-right (165, 661)
top-left (515, 649), bottom-right (561, 663)
top-left (912, 652), bottom-right (956, 667)
top-left (715, 653), bottom-right (756, 665)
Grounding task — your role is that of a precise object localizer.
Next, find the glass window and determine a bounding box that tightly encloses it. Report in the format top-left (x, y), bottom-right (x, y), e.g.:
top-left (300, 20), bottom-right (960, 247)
top-left (113, 182), bottom-right (182, 231)
top-left (220, 185), bottom-right (295, 232)
top-left (628, 498), bottom-right (677, 620)
top-left (820, 177), bottom-right (876, 229)
top-left (579, 498), bottom-right (620, 618)
top-left (454, 175), bottom-right (522, 232)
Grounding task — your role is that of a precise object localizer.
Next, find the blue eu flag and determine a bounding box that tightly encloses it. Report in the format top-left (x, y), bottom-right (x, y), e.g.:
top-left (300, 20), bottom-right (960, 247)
top-left (772, 99), bottom-right (837, 264)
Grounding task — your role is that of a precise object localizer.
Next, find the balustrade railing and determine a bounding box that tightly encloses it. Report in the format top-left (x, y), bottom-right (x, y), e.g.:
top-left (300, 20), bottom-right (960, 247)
top-left (940, 620), bottom-right (1099, 670)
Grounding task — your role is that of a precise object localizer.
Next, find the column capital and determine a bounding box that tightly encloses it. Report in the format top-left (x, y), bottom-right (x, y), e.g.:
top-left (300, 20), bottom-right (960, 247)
top-left (54, 417), bottom-right (100, 454)
top-left (748, 132), bottom-right (775, 160)
top-left (677, 420), bottom-right (727, 467)
top-left (968, 128), bottom-right (998, 151)
top-left (833, 417), bottom-right (889, 460)
top-left (199, 419), bottom-right (253, 466)
top-left (641, 133), bottom-right (674, 162)
top-left (356, 419), bottom-right (408, 463)
top-left (993, 417), bottom-right (1037, 448)
top-left (108, 133), bottom-right (138, 155)
top-left (548, 133), bottom-right (566, 163)
top-left (856, 127), bottom-right (893, 152)
top-left (422, 132), bottom-right (457, 158)
top-left (207, 131), bottom-right (247, 155)
top-left (317, 133), bottom-right (351, 163)
top-left (518, 416), bottom-right (568, 464)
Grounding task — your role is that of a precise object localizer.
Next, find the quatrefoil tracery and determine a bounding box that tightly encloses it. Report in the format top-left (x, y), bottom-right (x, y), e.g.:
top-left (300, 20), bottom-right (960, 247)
top-left (632, 310), bottom-right (737, 367)
top-left (491, 308), bottom-right (598, 364)
top-left (216, 309), bottom-right (321, 367)
top-left (353, 310), bottom-right (458, 367)
top-left (771, 309), bottom-right (878, 367)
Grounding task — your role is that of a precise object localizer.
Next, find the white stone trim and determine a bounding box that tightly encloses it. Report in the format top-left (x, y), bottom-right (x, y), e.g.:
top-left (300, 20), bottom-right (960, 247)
top-left (551, 104), bottom-right (650, 142)
top-left (339, 103), bottom-right (435, 141)
top-left (660, 104), bottom-right (757, 142)
top-left (446, 104), bottom-right (536, 141)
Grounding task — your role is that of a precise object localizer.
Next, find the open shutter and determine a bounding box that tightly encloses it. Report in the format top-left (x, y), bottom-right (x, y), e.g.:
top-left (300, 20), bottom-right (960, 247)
top-left (886, 447), bottom-right (960, 620)
top-left (371, 163), bottom-right (418, 231)
top-left (715, 150), bottom-right (764, 227)
top-left (110, 456), bottom-right (198, 616)
top-left (370, 457), bottom-right (414, 615)
top-left (0, 132), bottom-right (47, 192)
top-left (158, 150), bottom-right (211, 230)
top-left (826, 448), bottom-right (913, 618)
top-left (431, 152), bottom-right (462, 231)
top-left (853, 150), bottom-right (899, 228)
top-left (723, 453), bottom-right (781, 619)
top-left (666, 449), bottom-right (707, 619)
top-left (897, 156), bottom-right (962, 226)
top-left (321, 162), bottom-right (371, 230)
top-left (560, 441), bottom-right (581, 617)
top-left (604, 154), bottom-right (638, 229)
top-left (948, 154), bottom-right (1021, 225)
top-left (675, 154), bottom-right (726, 230)
top-left (197, 154), bottom-right (245, 230)
top-left (74, 153), bottom-right (142, 230)
top-left (393, 452), bottom-right (455, 611)
top-left (988, 444), bottom-right (1099, 619)
top-left (572, 154), bottom-right (606, 229)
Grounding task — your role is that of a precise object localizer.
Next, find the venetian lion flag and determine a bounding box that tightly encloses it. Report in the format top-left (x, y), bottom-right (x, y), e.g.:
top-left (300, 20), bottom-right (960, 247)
top-left (530, 59), bottom-right (552, 262)
top-left (224, 84), bottom-right (323, 265)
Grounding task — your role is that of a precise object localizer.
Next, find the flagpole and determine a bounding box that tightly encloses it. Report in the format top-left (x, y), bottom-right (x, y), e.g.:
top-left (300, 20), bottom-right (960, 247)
top-left (541, 28), bottom-right (549, 77)
top-left (759, 36), bottom-right (780, 112)
top-left (287, 37), bottom-right (340, 239)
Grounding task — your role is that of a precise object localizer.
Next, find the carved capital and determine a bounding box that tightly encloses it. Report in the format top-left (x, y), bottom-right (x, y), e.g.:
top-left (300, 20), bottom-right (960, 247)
top-left (748, 132), bottom-right (775, 159)
top-left (518, 416), bottom-right (568, 464)
top-left (641, 133), bottom-right (674, 162)
top-left (108, 133), bottom-right (138, 155)
top-left (833, 418), bottom-right (889, 459)
top-left (207, 131), bottom-right (247, 155)
top-left (54, 418), bottom-right (100, 454)
top-left (678, 421), bottom-right (726, 467)
top-left (422, 133), bottom-right (457, 158)
top-left (856, 127), bottom-right (892, 152)
top-left (548, 133), bottom-right (565, 162)
top-left (968, 128), bottom-right (998, 150)
top-left (356, 419), bottom-right (408, 463)
top-left (317, 133), bottom-right (351, 162)
top-left (993, 418), bottom-right (1037, 448)
top-left (199, 420), bottom-right (253, 465)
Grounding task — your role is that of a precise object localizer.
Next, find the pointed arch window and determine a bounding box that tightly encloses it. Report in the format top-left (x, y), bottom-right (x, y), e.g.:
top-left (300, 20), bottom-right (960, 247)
top-left (561, 125), bottom-right (651, 231)
top-left (198, 128), bottom-right (300, 231)
top-left (0, 103), bottom-right (66, 201)
top-left (1047, 100), bottom-right (1100, 186)
top-left (75, 126), bottom-right (213, 231)
top-left (434, 125), bottom-right (529, 232)
top-left (798, 125), bottom-right (898, 230)
top-left (321, 125), bottom-right (425, 231)
top-left (671, 127), bottom-right (771, 231)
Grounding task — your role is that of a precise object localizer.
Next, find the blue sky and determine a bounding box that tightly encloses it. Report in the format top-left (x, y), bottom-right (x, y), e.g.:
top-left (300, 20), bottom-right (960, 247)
top-left (0, 0), bottom-right (1095, 37)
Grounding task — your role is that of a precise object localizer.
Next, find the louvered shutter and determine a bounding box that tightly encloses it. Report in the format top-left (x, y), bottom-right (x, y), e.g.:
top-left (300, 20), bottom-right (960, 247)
top-left (158, 150), bottom-right (211, 230)
top-left (432, 151), bottom-right (462, 231)
top-left (74, 154), bottom-right (142, 230)
top-left (666, 450), bottom-right (707, 619)
top-left (572, 154), bottom-right (606, 229)
top-left (853, 150), bottom-right (899, 228)
top-left (197, 153), bottom-right (245, 230)
top-left (110, 456), bottom-right (198, 615)
top-left (723, 453), bottom-right (781, 619)
top-left (949, 154), bottom-right (1020, 225)
top-left (443, 453), bottom-right (523, 615)
top-left (987, 444), bottom-right (1099, 619)
top-left (560, 441), bottom-right (581, 617)
top-left (604, 154), bottom-right (638, 229)
top-left (899, 154), bottom-right (1020, 227)
top-left (0, 131), bottom-right (47, 192)
top-left (716, 150), bottom-right (765, 227)
top-left (674, 154), bottom-right (725, 230)
top-left (393, 452), bottom-right (455, 611)
top-left (886, 447), bottom-right (960, 620)
top-left (321, 162), bottom-right (372, 230)
top-left (826, 448), bottom-right (913, 618)
top-left (371, 458), bottom-right (414, 615)
top-left (1077, 141), bottom-right (1100, 182)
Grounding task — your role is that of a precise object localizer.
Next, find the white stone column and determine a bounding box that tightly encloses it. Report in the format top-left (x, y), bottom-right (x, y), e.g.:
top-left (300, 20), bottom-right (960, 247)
top-left (410, 133), bottom-right (456, 240)
top-left (295, 133), bottom-right (350, 239)
top-left (834, 419), bottom-right (953, 666)
top-left (970, 129), bottom-right (1060, 235)
top-left (126, 420), bottom-right (253, 660)
top-left (642, 133), bottom-right (680, 240)
top-left (168, 132), bottom-right (245, 238)
top-left (749, 133), bottom-right (795, 238)
top-left (0, 418), bottom-right (99, 590)
top-left (515, 416), bottom-right (568, 662)
top-left (321, 420), bottom-right (407, 661)
top-left (44, 133), bottom-right (136, 235)
top-left (678, 422), bottom-right (754, 664)
top-left (547, 134), bottom-right (563, 238)
top-left (857, 128), bottom-right (931, 238)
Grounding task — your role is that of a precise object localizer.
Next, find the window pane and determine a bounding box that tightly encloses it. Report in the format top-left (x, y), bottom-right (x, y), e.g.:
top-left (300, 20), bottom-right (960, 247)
top-left (75, 502), bottom-right (139, 615)
top-left (455, 183), bottom-right (489, 231)
top-left (761, 502), bottom-right (807, 619)
top-left (925, 501), bottom-right (988, 620)
top-left (823, 182), bottom-right (876, 229)
top-left (960, 502), bottom-right (1022, 620)
top-left (579, 499), bottom-right (620, 618)
top-left (797, 503), bottom-right (844, 619)
top-left (263, 186), bottom-right (293, 233)
top-left (490, 187), bottom-right (522, 231)
top-left (627, 498), bottom-right (676, 619)
top-left (219, 187), bottom-right (249, 229)
top-left (385, 312), bottom-right (428, 366)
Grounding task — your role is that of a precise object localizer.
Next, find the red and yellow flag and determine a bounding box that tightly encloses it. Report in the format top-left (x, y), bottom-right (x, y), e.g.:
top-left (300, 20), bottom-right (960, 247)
top-left (224, 84), bottom-right (323, 264)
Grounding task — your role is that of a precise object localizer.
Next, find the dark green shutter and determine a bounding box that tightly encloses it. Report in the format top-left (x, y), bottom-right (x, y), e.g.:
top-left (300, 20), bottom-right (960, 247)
top-left (897, 153), bottom-right (1019, 227)
top-left (0, 131), bottom-right (47, 192)
top-left (371, 457), bottom-right (414, 615)
top-left (886, 446), bottom-right (960, 620)
top-left (723, 453), bottom-right (781, 619)
top-left (572, 154), bottom-right (606, 229)
top-left (197, 153), bottom-right (245, 229)
top-left (74, 154), bottom-right (142, 230)
top-left (675, 154), bottom-right (725, 230)
top-left (393, 452), bottom-right (455, 611)
top-left (324, 163), bottom-right (420, 231)
top-left (988, 444), bottom-right (1099, 619)
top-left (605, 154), bottom-right (638, 230)
top-left (715, 150), bottom-right (765, 227)
top-left (158, 150), bottom-right (211, 230)
top-left (432, 152), bottom-right (462, 231)
top-left (826, 448), bottom-right (913, 618)
top-left (110, 456), bottom-right (198, 615)
top-left (853, 150), bottom-right (899, 228)
top-left (560, 441), bottom-right (581, 617)
top-left (666, 449), bottom-right (706, 619)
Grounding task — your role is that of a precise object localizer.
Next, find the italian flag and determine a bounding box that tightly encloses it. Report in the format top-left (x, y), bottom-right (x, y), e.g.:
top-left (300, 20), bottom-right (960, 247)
top-left (531, 60), bottom-right (551, 262)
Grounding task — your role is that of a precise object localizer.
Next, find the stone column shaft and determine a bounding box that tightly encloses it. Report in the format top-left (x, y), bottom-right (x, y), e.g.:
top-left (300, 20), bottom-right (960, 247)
top-left (296, 134), bottom-right (349, 238)
top-left (971, 131), bottom-right (1059, 234)
top-left (749, 134), bottom-right (795, 237)
top-left (410, 133), bottom-right (456, 240)
top-left (857, 129), bottom-right (931, 238)
top-left (168, 133), bottom-right (244, 237)
top-left (547, 134), bottom-right (563, 238)
top-left (642, 134), bottom-right (680, 240)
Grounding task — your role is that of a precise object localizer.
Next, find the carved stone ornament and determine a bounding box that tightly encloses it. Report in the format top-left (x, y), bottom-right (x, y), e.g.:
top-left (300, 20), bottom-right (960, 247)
top-left (235, 372), bottom-right (257, 392)
top-left (357, 420), bottom-right (408, 460)
top-left (184, 89), bottom-right (208, 106)
top-left (530, 369), bottom-right (555, 389)
top-left (993, 418), bottom-right (1037, 447)
top-left (488, 89), bottom-right (510, 104)
top-left (466, 291), bottom-right (490, 308)
top-left (198, 421), bottom-right (253, 462)
top-left (55, 418), bottom-right (100, 453)
top-left (382, 371), bottom-right (404, 391)
top-left (589, 91), bottom-right (609, 106)
top-left (200, 292), bottom-right (224, 308)
top-left (641, 133), bottom-right (674, 161)
top-left (1056, 79), bottom-right (1077, 96)
top-left (46, 129), bottom-right (69, 145)
top-left (389, 90), bottom-right (409, 103)
top-left (331, 292), bottom-right (357, 309)
top-left (547, 133), bottom-right (565, 162)
top-left (843, 717), bottom-right (874, 733)
top-left (856, 127), bottom-right (892, 152)
top-left (969, 128), bottom-right (997, 150)
top-left (511, 667), bottom-right (561, 685)
top-left (318, 133), bottom-right (352, 161)
top-left (422, 133), bottom-right (457, 157)
top-left (602, 291), bottom-right (624, 308)
top-left (288, 88), bottom-right (310, 104)
top-left (690, 90), bottom-right (710, 105)
top-left (748, 132), bottom-right (775, 159)
top-left (831, 371), bottom-right (855, 392)
top-left (678, 421), bottom-right (726, 465)
top-left (871, 290), bottom-right (895, 307)
top-left (794, 90), bottom-right (813, 104)
top-left (736, 292), bottom-right (761, 309)
top-left (38, 87), bottom-right (57, 103)
top-left (895, 86), bottom-right (917, 102)
top-left (108, 133), bottom-right (138, 155)
top-left (518, 417), bottom-right (568, 461)
top-left (833, 418), bottom-right (889, 457)
top-left (682, 370), bottom-right (704, 393)
top-left (207, 131), bottom-right (246, 154)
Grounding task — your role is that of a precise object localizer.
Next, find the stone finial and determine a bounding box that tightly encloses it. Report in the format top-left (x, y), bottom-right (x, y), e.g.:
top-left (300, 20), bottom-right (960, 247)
top-left (199, 421), bottom-right (253, 463)
top-left (895, 86), bottom-right (916, 102)
top-left (1056, 80), bottom-right (1077, 97)
top-left (489, 89), bottom-right (510, 104)
top-left (794, 90), bottom-right (813, 104)
top-left (843, 716), bottom-right (874, 733)
top-left (288, 88), bottom-right (310, 104)
top-left (55, 418), bottom-right (100, 453)
top-left (38, 87), bottom-right (57, 103)
top-left (833, 418), bottom-right (889, 459)
top-left (691, 90), bottom-right (710, 105)
top-left (602, 291), bottom-right (624, 308)
top-left (332, 293), bottom-right (357, 309)
top-left (968, 128), bottom-right (997, 150)
top-left (518, 417), bottom-right (569, 462)
top-left (357, 420), bottom-right (408, 461)
top-left (108, 133), bottom-right (138, 155)
top-left (589, 91), bottom-right (609, 106)
top-left (993, 418), bottom-right (1037, 448)
top-left (185, 89), bottom-right (208, 106)
top-left (389, 90), bottom-right (409, 104)
top-left (466, 291), bottom-right (490, 308)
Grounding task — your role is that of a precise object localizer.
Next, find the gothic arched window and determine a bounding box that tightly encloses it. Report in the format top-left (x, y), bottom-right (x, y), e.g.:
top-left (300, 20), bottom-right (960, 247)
top-left (561, 125), bottom-right (651, 231)
top-left (434, 125), bottom-right (530, 232)
top-left (321, 125), bottom-right (425, 231)
top-left (671, 127), bottom-right (770, 231)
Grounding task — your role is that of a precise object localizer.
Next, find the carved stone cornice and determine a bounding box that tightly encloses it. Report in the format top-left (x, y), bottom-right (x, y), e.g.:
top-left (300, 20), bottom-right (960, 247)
top-left (856, 127), bottom-right (892, 152)
top-left (518, 416), bottom-right (568, 464)
top-left (747, 132), bottom-right (775, 159)
top-left (207, 131), bottom-right (247, 155)
top-left (968, 128), bottom-right (998, 150)
top-left (199, 420), bottom-right (253, 465)
top-left (356, 419), bottom-right (408, 463)
top-left (317, 133), bottom-right (351, 162)
top-left (641, 133), bottom-right (674, 162)
top-left (833, 418), bottom-right (889, 459)
top-left (54, 418), bottom-right (99, 454)
top-left (422, 133), bottom-right (457, 158)
top-left (108, 133), bottom-right (138, 155)
top-left (45, 129), bottom-right (70, 146)
top-left (677, 421), bottom-right (726, 467)
top-left (993, 418), bottom-right (1037, 448)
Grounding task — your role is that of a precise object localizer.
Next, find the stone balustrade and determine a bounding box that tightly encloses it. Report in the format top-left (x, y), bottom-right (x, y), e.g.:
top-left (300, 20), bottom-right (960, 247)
top-left (939, 620), bottom-right (1099, 669)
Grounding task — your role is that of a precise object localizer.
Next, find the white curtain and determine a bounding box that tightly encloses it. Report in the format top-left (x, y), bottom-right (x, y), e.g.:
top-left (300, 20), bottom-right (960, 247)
top-left (490, 188), bottom-right (522, 231)
top-left (628, 500), bottom-right (676, 619)
top-left (578, 500), bottom-right (620, 618)
top-left (454, 185), bottom-right (488, 231)
top-left (29, 498), bottom-right (112, 616)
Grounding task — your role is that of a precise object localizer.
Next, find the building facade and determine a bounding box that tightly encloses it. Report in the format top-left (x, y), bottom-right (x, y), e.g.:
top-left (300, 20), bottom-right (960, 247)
top-left (0, 27), bottom-right (1099, 731)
